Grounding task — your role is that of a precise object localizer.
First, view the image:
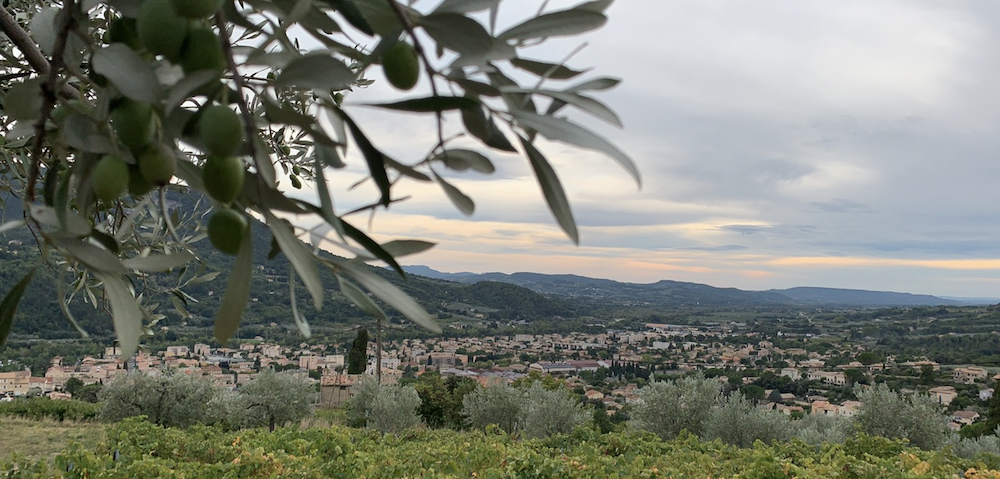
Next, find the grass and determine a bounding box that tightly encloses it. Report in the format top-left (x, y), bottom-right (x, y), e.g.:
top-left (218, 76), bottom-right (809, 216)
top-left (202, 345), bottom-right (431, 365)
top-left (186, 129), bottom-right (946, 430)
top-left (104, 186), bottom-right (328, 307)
top-left (0, 417), bottom-right (104, 463)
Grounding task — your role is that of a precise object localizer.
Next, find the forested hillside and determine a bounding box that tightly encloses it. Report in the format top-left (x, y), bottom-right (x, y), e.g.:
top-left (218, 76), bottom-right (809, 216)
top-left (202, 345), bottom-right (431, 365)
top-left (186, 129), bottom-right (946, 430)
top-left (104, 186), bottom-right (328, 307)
top-left (0, 192), bottom-right (580, 341)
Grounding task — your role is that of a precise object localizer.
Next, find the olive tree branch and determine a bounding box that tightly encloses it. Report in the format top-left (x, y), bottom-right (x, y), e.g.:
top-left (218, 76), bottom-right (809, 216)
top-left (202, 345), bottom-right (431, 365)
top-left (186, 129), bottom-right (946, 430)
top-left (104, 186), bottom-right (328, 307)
top-left (0, 6), bottom-right (78, 98)
top-left (27, 0), bottom-right (76, 204)
top-left (215, 11), bottom-right (267, 199)
top-left (0, 6), bottom-right (52, 77)
top-left (384, 0), bottom-right (447, 154)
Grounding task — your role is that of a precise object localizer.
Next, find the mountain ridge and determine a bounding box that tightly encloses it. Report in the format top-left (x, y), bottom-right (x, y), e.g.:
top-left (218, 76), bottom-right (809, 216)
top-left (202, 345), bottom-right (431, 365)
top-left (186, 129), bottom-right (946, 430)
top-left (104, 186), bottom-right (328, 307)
top-left (402, 265), bottom-right (973, 307)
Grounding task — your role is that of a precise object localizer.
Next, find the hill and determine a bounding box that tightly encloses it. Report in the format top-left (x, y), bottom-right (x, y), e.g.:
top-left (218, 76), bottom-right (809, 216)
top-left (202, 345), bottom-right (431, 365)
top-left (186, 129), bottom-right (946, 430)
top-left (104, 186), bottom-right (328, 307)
top-left (410, 267), bottom-right (959, 308)
top-left (0, 193), bottom-right (578, 340)
top-left (770, 287), bottom-right (961, 306)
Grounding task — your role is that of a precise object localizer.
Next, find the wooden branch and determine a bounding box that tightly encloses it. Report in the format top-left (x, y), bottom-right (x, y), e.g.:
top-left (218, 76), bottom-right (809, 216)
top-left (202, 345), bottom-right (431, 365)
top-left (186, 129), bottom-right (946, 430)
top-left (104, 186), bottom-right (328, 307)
top-left (0, 6), bottom-right (80, 100)
top-left (0, 6), bottom-right (52, 75)
top-left (28, 0), bottom-right (76, 203)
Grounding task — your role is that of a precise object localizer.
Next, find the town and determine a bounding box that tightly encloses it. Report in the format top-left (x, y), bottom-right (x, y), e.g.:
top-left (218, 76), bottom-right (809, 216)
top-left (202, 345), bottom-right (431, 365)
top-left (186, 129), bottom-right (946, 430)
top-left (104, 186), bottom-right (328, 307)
top-left (3, 315), bottom-right (996, 433)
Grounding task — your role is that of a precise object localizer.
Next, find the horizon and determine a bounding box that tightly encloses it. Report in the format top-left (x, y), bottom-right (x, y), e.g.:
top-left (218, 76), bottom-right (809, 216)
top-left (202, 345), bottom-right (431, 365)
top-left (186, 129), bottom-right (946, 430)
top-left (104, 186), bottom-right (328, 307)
top-left (290, 0), bottom-right (999, 299)
top-left (400, 263), bottom-right (1000, 300)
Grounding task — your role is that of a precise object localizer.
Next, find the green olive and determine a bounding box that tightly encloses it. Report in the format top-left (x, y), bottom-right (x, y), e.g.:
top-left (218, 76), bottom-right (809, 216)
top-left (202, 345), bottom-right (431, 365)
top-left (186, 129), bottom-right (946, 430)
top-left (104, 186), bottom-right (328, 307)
top-left (171, 0), bottom-right (224, 18)
top-left (138, 142), bottom-right (177, 186)
top-left (91, 155), bottom-right (129, 204)
top-left (136, 0), bottom-right (188, 60)
top-left (198, 105), bottom-right (244, 157)
top-left (208, 208), bottom-right (248, 255)
top-left (110, 100), bottom-right (156, 156)
top-left (203, 156), bottom-right (245, 204)
top-left (180, 26), bottom-right (225, 75)
top-left (382, 42), bottom-right (419, 91)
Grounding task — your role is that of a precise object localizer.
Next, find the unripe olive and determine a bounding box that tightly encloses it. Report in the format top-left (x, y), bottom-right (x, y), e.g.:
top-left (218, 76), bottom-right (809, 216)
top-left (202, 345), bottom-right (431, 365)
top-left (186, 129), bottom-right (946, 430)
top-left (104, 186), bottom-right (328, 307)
top-left (208, 208), bottom-right (247, 255)
top-left (202, 156), bottom-right (245, 204)
top-left (110, 100), bottom-right (156, 156)
top-left (138, 142), bottom-right (177, 186)
top-left (91, 155), bottom-right (130, 204)
top-left (107, 17), bottom-right (140, 50)
top-left (128, 165), bottom-right (154, 197)
top-left (198, 105), bottom-right (244, 157)
top-left (171, 0), bottom-right (224, 18)
top-left (382, 42), bottom-right (419, 91)
top-left (136, 0), bottom-right (188, 60)
top-left (180, 26), bottom-right (225, 74)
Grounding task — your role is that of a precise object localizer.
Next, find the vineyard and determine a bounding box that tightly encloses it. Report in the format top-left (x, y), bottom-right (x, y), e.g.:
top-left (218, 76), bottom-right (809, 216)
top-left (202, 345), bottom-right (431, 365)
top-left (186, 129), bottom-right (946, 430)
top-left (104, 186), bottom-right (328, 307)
top-left (4, 418), bottom-right (1000, 478)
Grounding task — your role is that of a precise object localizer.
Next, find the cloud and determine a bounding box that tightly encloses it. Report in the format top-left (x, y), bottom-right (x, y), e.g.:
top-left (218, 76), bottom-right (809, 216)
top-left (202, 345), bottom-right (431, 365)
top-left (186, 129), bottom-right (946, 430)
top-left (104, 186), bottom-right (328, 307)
top-left (293, 0), bottom-right (1000, 297)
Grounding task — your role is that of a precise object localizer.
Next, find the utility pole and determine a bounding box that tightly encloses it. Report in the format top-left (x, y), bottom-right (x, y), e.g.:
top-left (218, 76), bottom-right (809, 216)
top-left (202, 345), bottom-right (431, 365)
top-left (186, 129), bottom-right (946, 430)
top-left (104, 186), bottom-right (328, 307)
top-left (376, 316), bottom-right (383, 383)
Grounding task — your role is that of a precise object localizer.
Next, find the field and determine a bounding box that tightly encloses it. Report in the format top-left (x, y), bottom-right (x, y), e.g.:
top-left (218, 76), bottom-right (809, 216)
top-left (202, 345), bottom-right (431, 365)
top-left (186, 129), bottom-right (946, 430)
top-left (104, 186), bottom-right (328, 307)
top-left (0, 417), bottom-right (103, 463)
top-left (5, 417), bottom-right (1000, 478)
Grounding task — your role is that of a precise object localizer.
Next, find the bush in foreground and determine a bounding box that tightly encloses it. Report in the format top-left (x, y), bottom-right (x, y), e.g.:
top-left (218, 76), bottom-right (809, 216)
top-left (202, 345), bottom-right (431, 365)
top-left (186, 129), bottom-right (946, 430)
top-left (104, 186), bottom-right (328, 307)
top-left (0, 398), bottom-right (99, 422)
top-left (345, 378), bottom-right (422, 434)
top-left (703, 393), bottom-right (792, 448)
top-left (853, 383), bottom-right (952, 450)
top-left (629, 375), bottom-right (720, 439)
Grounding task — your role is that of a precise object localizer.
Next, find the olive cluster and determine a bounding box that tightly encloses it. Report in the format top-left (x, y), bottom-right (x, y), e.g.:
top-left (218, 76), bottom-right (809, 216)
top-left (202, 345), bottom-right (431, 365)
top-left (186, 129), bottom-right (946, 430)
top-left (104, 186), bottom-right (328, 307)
top-left (89, 0), bottom-right (248, 255)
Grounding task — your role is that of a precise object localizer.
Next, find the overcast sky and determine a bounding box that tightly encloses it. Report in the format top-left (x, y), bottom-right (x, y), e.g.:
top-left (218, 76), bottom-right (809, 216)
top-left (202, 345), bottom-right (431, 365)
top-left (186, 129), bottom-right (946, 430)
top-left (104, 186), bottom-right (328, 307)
top-left (304, 0), bottom-right (1000, 298)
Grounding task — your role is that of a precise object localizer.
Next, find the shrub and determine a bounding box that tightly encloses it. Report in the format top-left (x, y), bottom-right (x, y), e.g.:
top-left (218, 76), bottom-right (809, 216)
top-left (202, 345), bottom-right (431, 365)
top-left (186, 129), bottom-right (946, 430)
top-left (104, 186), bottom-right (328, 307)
top-left (461, 383), bottom-right (525, 434)
top-left (98, 371), bottom-right (221, 427)
top-left (629, 375), bottom-right (720, 439)
top-left (793, 413), bottom-right (853, 446)
top-left (703, 394), bottom-right (792, 448)
top-left (345, 378), bottom-right (422, 434)
top-left (946, 432), bottom-right (1000, 460)
top-left (852, 383), bottom-right (951, 450)
top-left (216, 369), bottom-right (316, 431)
top-left (521, 382), bottom-right (588, 439)
top-left (0, 398), bottom-right (100, 421)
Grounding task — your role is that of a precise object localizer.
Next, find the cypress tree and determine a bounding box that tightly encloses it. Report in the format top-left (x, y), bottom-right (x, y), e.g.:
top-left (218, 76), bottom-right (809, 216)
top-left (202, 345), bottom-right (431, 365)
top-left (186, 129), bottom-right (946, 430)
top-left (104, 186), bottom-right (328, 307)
top-left (986, 379), bottom-right (1000, 433)
top-left (347, 329), bottom-right (369, 374)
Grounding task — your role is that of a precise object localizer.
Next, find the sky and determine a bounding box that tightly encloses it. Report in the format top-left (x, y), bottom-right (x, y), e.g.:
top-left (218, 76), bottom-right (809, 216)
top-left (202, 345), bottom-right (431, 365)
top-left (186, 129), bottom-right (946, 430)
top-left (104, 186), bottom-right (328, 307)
top-left (300, 0), bottom-right (1000, 298)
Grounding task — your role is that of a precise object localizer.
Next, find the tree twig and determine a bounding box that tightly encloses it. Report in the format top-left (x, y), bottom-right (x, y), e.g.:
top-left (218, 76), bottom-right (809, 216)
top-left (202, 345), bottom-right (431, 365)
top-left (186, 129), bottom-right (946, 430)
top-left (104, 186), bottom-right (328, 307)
top-left (215, 13), bottom-right (264, 189)
top-left (0, 6), bottom-right (78, 99)
top-left (27, 0), bottom-right (76, 203)
top-left (0, 6), bottom-right (52, 76)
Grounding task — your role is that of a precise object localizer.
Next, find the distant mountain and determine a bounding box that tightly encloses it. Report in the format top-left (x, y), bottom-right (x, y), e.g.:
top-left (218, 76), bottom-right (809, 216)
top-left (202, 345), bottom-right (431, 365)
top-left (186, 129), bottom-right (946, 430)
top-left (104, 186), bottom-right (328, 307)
top-left (406, 268), bottom-right (791, 307)
top-left (0, 193), bottom-right (580, 339)
top-left (769, 287), bottom-right (959, 307)
top-left (405, 266), bottom-right (962, 308)
top-left (401, 265), bottom-right (475, 280)
top-left (938, 296), bottom-right (1000, 306)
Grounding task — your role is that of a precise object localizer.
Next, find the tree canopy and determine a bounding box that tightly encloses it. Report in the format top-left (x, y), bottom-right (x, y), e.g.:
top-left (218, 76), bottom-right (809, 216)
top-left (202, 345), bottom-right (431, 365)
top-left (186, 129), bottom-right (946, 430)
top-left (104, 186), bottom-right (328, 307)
top-left (0, 0), bottom-right (635, 356)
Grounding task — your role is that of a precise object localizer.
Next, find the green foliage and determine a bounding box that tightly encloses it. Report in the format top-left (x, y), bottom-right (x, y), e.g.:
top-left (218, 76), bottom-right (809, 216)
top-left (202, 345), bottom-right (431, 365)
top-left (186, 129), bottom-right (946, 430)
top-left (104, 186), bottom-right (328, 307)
top-left (345, 378), bottom-right (422, 434)
top-left (347, 329), bottom-right (369, 375)
top-left (520, 382), bottom-right (588, 439)
top-left (703, 393), bottom-right (792, 448)
top-left (213, 369), bottom-right (316, 432)
top-left (0, 398), bottom-right (99, 421)
top-left (98, 371), bottom-right (221, 428)
top-left (852, 383), bottom-right (952, 450)
top-left (5, 417), bottom-right (1000, 478)
top-left (988, 379), bottom-right (1000, 433)
top-left (629, 375), bottom-right (720, 440)
top-left (945, 430), bottom-right (1000, 461)
top-left (739, 384), bottom-right (766, 403)
top-left (0, 0), bottom-right (634, 355)
top-left (794, 413), bottom-right (854, 446)
top-left (414, 371), bottom-right (477, 429)
top-left (461, 382), bottom-right (525, 434)
top-left (63, 377), bottom-right (84, 396)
